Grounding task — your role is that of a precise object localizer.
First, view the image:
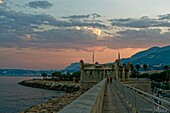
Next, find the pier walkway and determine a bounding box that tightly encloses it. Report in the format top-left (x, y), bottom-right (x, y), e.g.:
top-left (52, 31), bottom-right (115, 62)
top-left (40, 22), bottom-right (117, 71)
top-left (103, 82), bottom-right (135, 113)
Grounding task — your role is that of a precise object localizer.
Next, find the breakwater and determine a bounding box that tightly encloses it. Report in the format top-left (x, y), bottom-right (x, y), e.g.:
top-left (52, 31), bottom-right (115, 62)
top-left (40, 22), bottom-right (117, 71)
top-left (18, 79), bottom-right (80, 93)
top-left (18, 79), bottom-right (96, 113)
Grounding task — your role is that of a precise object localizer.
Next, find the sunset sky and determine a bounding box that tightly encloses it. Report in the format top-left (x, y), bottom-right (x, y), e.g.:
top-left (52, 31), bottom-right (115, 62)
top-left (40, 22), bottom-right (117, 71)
top-left (1, 0), bottom-right (170, 70)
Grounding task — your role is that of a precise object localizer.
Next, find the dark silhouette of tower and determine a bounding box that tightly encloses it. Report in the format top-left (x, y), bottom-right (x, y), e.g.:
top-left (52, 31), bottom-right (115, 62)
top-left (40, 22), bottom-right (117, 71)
top-left (118, 51), bottom-right (120, 63)
top-left (92, 51), bottom-right (94, 64)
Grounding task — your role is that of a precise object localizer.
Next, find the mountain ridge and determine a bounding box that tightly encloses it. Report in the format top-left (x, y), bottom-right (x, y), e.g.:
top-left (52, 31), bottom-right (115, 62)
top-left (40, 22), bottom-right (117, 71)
top-left (1, 45), bottom-right (170, 75)
top-left (121, 45), bottom-right (170, 64)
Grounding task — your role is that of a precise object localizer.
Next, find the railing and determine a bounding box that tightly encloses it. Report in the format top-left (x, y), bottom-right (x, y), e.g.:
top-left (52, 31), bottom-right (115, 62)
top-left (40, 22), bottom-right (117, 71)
top-left (113, 80), bottom-right (170, 113)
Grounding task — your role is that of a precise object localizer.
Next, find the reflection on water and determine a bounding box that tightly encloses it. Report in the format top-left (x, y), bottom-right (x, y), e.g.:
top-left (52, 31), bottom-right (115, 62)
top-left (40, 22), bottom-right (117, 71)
top-left (0, 76), bottom-right (64, 113)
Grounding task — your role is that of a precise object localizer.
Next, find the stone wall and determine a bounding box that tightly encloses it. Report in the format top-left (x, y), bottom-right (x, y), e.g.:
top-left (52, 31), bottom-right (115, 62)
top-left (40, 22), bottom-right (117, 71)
top-left (58, 78), bottom-right (107, 113)
top-left (123, 78), bottom-right (152, 94)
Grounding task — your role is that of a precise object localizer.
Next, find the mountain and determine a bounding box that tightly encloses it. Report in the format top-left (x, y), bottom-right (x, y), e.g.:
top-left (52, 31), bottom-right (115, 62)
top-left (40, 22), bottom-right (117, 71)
top-left (0, 62), bottom-right (80, 76)
top-left (1, 45), bottom-right (170, 76)
top-left (62, 45), bottom-right (170, 72)
top-left (60, 62), bottom-right (80, 74)
top-left (131, 46), bottom-right (161, 60)
top-left (120, 45), bottom-right (170, 70)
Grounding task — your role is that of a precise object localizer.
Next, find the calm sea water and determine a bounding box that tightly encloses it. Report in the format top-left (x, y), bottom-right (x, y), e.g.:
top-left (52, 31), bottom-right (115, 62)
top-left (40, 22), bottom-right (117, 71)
top-left (0, 76), bottom-right (65, 113)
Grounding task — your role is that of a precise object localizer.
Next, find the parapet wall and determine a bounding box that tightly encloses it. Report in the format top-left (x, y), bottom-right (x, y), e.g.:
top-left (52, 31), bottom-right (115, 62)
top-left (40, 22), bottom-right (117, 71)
top-left (123, 78), bottom-right (151, 93)
top-left (58, 78), bottom-right (107, 113)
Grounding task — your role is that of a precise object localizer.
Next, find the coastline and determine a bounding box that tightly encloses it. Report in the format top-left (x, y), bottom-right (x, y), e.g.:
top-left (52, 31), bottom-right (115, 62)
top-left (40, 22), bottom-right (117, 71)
top-left (18, 79), bottom-right (96, 113)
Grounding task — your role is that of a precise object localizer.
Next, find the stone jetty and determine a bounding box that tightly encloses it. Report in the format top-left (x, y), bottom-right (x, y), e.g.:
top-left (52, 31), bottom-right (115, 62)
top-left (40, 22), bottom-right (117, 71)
top-left (18, 79), bottom-right (96, 113)
top-left (18, 79), bottom-right (80, 93)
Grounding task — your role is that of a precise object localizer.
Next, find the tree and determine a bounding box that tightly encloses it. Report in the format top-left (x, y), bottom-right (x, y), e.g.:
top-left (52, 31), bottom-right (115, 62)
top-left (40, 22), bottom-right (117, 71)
top-left (51, 71), bottom-right (62, 81)
top-left (72, 71), bottom-right (80, 79)
top-left (61, 74), bottom-right (67, 81)
top-left (149, 73), bottom-right (160, 81)
top-left (123, 63), bottom-right (126, 67)
top-left (119, 65), bottom-right (123, 79)
top-left (163, 65), bottom-right (169, 70)
top-left (143, 64), bottom-right (148, 73)
top-left (135, 64), bottom-right (140, 78)
top-left (124, 66), bottom-right (129, 78)
top-left (163, 66), bottom-right (169, 82)
top-left (130, 70), bottom-right (136, 78)
top-left (128, 63), bottom-right (135, 78)
top-left (135, 64), bottom-right (140, 71)
top-left (130, 64), bottom-right (134, 72)
top-left (159, 70), bottom-right (170, 82)
top-left (41, 73), bottom-right (48, 79)
top-left (72, 71), bottom-right (81, 82)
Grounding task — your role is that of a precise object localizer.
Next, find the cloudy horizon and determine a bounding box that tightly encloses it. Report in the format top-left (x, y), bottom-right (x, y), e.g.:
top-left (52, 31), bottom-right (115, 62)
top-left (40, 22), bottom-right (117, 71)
top-left (1, 0), bottom-right (170, 70)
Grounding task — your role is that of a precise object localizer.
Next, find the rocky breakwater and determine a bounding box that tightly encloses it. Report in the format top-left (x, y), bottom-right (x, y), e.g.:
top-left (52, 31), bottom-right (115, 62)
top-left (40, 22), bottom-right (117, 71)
top-left (19, 79), bottom-right (96, 113)
top-left (18, 79), bottom-right (80, 93)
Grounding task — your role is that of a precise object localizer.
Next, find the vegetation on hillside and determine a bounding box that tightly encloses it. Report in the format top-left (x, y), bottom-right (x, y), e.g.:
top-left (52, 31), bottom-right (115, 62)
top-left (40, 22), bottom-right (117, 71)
top-left (41, 71), bottom-right (80, 82)
top-left (128, 64), bottom-right (169, 90)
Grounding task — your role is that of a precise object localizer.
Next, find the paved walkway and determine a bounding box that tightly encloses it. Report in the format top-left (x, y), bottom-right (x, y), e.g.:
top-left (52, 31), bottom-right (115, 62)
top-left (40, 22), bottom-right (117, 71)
top-left (103, 82), bottom-right (135, 113)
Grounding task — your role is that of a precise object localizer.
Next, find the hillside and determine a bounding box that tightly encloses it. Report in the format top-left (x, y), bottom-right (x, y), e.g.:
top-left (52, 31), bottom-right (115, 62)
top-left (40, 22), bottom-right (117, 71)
top-left (1, 45), bottom-right (170, 75)
top-left (120, 45), bottom-right (170, 70)
top-left (60, 62), bottom-right (80, 74)
top-left (59, 45), bottom-right (170, 72)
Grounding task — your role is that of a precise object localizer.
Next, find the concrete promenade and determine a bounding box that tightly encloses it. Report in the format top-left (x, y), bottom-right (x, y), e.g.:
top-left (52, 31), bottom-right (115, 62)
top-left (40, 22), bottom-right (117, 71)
top-left (103, 82), bottom-right (135, 113)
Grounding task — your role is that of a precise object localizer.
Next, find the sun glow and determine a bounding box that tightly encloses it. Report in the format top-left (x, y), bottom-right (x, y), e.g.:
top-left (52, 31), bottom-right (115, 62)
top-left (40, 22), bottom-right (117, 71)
top-left (84, 26), bottom-right (102, 36)
top-left (75, 26), bottom-right (102, 36)
top-left (160, 28), bottom-right (169, 34)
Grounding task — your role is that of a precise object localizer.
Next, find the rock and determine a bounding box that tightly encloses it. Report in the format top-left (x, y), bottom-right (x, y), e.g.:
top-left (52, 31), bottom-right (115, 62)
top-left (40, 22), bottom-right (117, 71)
top-left (18, 79), bottom-right (80, 93)
top-left (19, 79), bottom-right (96, 113)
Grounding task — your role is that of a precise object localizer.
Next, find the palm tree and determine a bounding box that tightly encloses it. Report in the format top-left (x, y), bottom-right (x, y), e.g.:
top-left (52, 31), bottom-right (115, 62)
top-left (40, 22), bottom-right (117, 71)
top-left (135, 64), bottom-right (140, 78)
top-left (143, 64), bottom-right (148, 73)
top-left (119, 65), bottom-right (123, 79)
top-left (124, 66), bottom-right (129, 79)
top-left (130, 64), bottom-right (134, 72)
top-left (123, 63), bottom-right (126, 67)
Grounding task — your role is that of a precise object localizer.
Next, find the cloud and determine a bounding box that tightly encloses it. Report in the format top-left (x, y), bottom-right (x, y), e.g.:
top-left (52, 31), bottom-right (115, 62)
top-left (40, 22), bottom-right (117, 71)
top-left (109, 15), bottom-right (170, 28)
top-left (62, 14), bottom-right (90, 19)
top-left (1, 6), bottom-right (170, 52)
top-left (62, 13), bottom-right (102, 19)
top-left (32, 28), bottom-right (170, 51)
top-left (0, 0), bottom-right (3, 4)
top-left (61, 13), bottom-right (107, 28)
top-left (105, 28), bottom-right (170, 49)
top-left (109, 17), bottom-right (159, 28)
top-left (0, 8), bottom-right (110, 51)
top-left (26, 1), bottom-right (52, 9)
top-left (69, 19), bottom-right (108, 29)
top-left (158, 14), bottom-right (170, 20)
top-left (31, 28), bottom-right (100, 50)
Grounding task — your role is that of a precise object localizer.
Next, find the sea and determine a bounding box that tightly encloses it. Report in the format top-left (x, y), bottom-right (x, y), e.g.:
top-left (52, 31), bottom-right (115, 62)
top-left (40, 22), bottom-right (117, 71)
top-left (0, 76), bottom-right (65, 113)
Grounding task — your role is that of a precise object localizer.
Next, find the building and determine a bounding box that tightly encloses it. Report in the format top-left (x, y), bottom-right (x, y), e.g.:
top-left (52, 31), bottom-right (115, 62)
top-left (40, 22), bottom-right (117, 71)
top-left (80, 52), bottom-right (131, 82)
top-left (80, 60), bottom-right (115, 82)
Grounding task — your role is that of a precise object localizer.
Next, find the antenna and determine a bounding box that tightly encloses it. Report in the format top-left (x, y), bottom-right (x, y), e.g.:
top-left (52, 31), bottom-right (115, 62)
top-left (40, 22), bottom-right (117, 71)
top-left (118, 51), bottom-right (120, 62)
top-left (93, 51), bottom-right (94, 64)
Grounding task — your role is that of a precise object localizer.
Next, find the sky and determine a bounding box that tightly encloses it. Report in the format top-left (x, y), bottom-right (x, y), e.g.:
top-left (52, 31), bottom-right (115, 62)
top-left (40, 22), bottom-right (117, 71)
top-left (0, 0), bottom-right (170, 70)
